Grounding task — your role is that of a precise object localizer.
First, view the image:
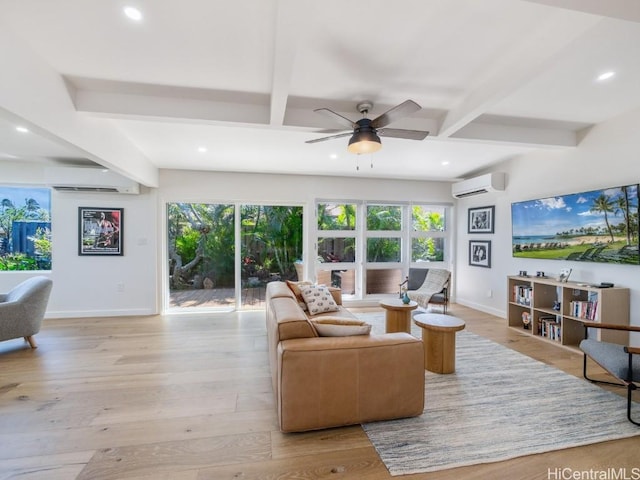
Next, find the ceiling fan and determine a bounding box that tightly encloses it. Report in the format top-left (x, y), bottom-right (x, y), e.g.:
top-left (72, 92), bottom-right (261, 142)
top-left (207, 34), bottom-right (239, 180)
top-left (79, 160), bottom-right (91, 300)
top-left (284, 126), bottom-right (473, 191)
top-left (305, 99), bottom-right (429, 154)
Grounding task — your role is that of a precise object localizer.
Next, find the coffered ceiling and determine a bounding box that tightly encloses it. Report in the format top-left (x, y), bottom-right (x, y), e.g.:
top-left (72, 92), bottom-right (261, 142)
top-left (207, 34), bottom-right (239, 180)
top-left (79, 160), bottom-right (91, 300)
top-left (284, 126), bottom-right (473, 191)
top-left (1, 0), bottom-right (640, 186)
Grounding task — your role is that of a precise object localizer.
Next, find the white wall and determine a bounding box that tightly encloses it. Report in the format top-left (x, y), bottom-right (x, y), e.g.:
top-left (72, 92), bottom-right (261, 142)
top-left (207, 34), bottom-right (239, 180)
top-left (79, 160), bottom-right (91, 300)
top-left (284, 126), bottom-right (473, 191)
top-left (455, 106), bottom-right (640, 331)
top-left (0, 162), bottom-right (159, 317)
top-left (45, 188), bottom-right (159, 317)
top-left (1, 166), bottom-right (453, 317)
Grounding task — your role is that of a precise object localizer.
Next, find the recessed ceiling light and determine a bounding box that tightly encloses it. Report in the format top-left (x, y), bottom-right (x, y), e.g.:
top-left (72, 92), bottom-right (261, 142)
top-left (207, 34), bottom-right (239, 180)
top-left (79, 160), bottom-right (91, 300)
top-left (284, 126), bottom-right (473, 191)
top-left (329, 154), bottom-right (338, 159)
top-left (198, 147), bottom-right (207, 153)
top-left (123, 6), bottom-right (143, 21)
top-left (441, 161), bottom-right (449, 166)
top-left (596, 71), bottom-right (615, 81)
top-left (15, 126), bottom-right (29, 133)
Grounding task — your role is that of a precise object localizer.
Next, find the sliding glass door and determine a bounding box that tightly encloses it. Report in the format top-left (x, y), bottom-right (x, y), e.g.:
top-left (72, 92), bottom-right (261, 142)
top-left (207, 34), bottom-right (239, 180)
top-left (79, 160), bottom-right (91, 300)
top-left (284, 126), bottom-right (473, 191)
top-left (240, 205), bottom-right (303, 309)
top-left (166, 202), bottom-right (302, 311)
top-left (167, 203), bottom-right (236, 309)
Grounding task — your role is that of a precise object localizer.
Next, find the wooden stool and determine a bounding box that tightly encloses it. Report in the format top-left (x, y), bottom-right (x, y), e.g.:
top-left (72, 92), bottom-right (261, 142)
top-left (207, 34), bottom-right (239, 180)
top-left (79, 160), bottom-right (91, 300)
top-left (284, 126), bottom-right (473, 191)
top-left (413, 313), bottom-right (465, 374)
top-left (379, 298), bottom-right (418, 333)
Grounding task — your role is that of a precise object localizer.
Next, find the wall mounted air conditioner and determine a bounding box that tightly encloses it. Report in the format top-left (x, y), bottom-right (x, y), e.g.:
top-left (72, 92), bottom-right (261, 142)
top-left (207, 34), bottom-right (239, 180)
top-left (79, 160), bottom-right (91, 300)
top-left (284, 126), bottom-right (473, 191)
top-left (45, 167), bottom-right (140, 194)
top-left (452, 172), bottom-right (505, 199)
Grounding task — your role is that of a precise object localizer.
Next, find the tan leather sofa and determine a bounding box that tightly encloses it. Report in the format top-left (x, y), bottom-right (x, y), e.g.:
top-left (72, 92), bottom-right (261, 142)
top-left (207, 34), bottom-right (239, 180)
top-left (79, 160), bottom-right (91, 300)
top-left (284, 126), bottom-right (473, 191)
top-left (266, 281), bottom-right (425, 432)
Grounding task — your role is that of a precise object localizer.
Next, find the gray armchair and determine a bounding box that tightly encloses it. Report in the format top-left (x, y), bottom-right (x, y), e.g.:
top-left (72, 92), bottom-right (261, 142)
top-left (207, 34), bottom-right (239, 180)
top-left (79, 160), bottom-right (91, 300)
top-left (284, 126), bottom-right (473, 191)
top-left (0, 276), bottom-right (53, 349)
top-left (580, 321), bottom-right (640, 426)
top-left (402, 268), bottom-right (450, 313)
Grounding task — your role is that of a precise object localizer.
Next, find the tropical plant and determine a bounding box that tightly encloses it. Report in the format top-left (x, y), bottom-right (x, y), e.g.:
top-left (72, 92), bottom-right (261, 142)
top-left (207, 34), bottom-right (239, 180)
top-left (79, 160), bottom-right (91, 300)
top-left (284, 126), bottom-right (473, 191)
top-left (412, 206), bottom-right (445, 232)
top-left (0, 253), bottom-right (37, 271)
top-left (367, 237), bottom-right (401, 262)
top-left (241, 205), bottom-right (303, 280)
top-left (590, 193), bottom-right (616, 242)
top-left (167, 203), bottom-right (236, 289)
top-left (317, 203), bottom-right (356, 230)
top-left (367, 205), bottom-right (401, 230)
top-left (614, 186), bottom-right (637, 245)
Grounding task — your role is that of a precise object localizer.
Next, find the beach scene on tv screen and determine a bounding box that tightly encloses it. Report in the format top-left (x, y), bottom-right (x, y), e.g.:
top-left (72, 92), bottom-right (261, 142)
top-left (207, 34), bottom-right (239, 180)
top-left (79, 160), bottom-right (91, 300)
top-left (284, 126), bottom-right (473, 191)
top-left (512, 184), bottom-right (639, 265)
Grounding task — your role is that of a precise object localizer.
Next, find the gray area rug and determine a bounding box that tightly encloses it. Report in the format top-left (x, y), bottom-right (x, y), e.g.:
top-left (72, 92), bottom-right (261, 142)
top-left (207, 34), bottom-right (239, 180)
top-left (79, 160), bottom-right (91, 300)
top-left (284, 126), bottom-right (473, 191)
top-left (357, 312), bottom-right (640, 476)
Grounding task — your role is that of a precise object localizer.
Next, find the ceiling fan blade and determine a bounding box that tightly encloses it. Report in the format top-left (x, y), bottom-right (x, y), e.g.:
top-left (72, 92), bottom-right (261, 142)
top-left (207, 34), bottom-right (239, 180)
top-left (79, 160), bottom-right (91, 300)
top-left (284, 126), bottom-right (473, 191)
top-left (313, 108), bottom-right (357, 130)
top-left (305, 131), bottom-right (353, 144)
top-left (378, 128), bottom-right (429, 140)
top-left (371, 100), bottom-right (421, 128)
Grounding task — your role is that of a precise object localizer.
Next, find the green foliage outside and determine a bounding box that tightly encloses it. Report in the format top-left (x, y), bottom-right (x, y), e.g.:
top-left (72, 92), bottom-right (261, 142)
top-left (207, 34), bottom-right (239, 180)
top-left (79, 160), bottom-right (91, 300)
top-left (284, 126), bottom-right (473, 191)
top-left (167, 203), bottom-right (236, 288)
top-left (0, 197), bottom-right (51, 271)
top-left (0, 253), bottom-right (38, 271)
top-left (317, 203), bottom-right (356, 230)
top-left (412, 237), bottom-right (444, 262)
top-left (317, 204), bottom-right (445, 263)
top-left (367, 205), bottom-right (402, 230)
top-left (167, 203), bottom-right (303, 289)
top-left (241, 205), bottom-right (303, 281)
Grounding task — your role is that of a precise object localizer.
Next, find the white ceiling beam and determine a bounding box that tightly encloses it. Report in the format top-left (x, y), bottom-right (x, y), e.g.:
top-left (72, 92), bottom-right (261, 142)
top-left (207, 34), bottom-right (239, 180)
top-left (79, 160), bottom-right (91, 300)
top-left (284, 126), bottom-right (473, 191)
top-left (523, 0), bottom-right (640, 23)
top-left (451, 121), bottom-right (577, 147)
top-left (75, 89), bottom-right (271, 126)
top-left (0, 28), bottom-right (158, 187)
top-left (269, 0), bottom-right (310, 126)
top-left (438, 11), bottom-right (601, 139)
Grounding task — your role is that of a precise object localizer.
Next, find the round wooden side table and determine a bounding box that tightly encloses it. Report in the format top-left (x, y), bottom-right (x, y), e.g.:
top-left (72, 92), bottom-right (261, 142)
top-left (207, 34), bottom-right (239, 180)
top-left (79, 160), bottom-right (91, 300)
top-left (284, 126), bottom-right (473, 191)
top-left (379, 298), bottom-right (418, 333)
top-left (413, 313), bottom-right (466, 374)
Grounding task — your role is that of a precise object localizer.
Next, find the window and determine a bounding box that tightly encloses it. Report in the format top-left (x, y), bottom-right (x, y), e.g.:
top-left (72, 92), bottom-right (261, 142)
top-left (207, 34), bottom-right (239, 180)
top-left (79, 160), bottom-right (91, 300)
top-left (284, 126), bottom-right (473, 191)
top-left (317, 203), bottom-right (356, 231)
top-left (316, 203), bottom-right (357, 293)
top-left (314, 200), bottom-right (450, 299)
top-left (366, 204), bottom-right (402, 263)
top-left (167, 202), bottom-right (302, 311)
top-left (0, 186), bottom-right (51, 270)
top-left (411, 205), bottom-right (446, 262)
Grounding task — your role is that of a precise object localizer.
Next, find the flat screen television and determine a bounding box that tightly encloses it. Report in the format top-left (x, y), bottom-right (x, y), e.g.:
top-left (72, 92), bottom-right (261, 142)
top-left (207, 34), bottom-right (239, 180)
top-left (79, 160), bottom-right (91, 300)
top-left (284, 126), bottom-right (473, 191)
top-left (511, 184), bottom-right (639, 265)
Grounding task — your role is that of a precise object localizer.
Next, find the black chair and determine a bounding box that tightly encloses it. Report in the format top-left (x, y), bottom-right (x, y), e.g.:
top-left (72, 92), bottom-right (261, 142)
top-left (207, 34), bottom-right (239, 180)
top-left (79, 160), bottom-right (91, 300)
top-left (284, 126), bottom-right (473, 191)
top-left (579, 321), bottom-right (640, 426)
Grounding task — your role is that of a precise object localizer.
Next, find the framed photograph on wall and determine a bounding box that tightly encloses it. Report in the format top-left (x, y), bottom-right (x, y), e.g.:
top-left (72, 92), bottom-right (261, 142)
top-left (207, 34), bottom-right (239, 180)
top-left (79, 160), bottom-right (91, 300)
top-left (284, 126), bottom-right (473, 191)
top-left (78, 207), bottom-right (123, 256)
top-left (469, 240), bottom-right (491, 268)
top-left (468, 205), bottom-right (495, 234)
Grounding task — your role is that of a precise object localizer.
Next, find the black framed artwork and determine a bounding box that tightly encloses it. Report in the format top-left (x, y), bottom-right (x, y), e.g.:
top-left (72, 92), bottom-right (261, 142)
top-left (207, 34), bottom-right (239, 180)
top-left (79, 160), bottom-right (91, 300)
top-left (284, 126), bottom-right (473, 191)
top-left (468, 205), bottom-right (495, 234)
top-left (78, 207), bottom-right (123, 256)
top-left (469, 240), bottom-right (491, 268)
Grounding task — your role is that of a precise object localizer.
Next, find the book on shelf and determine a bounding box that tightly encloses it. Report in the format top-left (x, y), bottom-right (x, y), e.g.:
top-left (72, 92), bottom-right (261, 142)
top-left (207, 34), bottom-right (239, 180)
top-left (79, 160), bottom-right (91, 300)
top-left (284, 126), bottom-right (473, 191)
top-left (513, 285), bottom-right (532, 306)
top-left (569, 300), bottom-right (598, 320)
top-left (538, 315), bottom-right (561, 342)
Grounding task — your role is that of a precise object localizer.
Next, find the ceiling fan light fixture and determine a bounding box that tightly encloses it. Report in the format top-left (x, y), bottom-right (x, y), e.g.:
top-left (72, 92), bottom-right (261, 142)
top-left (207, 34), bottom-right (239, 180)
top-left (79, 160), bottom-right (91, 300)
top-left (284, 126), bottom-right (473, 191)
top-left (347, 130), bottom-right (382, 154)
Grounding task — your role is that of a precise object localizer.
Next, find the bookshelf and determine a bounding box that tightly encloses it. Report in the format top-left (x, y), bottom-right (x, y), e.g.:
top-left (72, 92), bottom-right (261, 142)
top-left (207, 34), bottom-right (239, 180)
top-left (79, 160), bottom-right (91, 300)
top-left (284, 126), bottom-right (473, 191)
top-left (507, 275), bottom-right (630, 349)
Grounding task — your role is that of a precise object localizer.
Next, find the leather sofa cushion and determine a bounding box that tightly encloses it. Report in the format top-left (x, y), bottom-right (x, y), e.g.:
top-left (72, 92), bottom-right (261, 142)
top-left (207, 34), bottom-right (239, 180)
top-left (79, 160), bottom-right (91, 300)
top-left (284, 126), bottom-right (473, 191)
top-left (269, 281), bottom-right (298, 300)
top-left (278, 333), bottom-right (425, 432)
top-left (270, 297), bottom-right (318, 341)
top-left (286, 280), bottom-right (312, 303)
top-left (312, 318), bottom-right (372, 336)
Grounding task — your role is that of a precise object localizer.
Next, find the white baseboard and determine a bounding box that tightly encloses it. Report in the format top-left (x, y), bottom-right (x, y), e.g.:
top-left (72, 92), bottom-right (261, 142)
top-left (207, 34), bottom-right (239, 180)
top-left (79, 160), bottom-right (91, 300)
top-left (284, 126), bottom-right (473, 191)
top-left (45, 308), bottom-right (157, 319)
top-left (454, 298), bottom-right (505, 319)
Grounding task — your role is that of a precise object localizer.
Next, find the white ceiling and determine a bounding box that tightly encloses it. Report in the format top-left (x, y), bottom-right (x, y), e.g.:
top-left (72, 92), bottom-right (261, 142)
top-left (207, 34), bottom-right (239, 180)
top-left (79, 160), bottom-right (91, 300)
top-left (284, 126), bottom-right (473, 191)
top-left (1, 0), bottom-right (640, 185)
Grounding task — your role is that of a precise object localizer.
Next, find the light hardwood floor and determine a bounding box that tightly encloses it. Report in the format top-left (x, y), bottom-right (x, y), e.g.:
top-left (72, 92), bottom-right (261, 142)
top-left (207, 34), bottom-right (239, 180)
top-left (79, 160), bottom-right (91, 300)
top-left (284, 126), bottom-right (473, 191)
top-left (0, 304), bottom-right (638, 480)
